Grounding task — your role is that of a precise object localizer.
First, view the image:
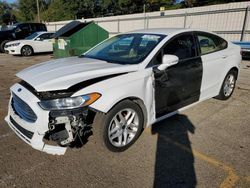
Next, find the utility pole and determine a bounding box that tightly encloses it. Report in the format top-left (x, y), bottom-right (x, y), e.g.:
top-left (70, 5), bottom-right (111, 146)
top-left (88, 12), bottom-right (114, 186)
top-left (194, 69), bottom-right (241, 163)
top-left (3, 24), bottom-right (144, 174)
top-left (36, 0), bottom-right (40, 22)
top-left (143, 4), bottom-right (146, 29)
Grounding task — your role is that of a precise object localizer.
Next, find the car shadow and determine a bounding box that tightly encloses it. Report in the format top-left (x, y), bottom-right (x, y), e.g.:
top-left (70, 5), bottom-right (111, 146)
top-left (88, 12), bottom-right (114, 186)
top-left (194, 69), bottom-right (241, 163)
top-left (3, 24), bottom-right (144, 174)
top-left (151, 114), bottom-right (197, 188)
top-left (34, 52), bottom-right (53, 56)
top-left (12, 52), bottom-right (53, 57)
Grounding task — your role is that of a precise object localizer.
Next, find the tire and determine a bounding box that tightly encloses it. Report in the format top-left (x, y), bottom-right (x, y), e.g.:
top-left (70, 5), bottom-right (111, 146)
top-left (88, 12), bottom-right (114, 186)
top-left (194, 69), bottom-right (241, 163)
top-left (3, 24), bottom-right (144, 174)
top-left (21, 45), bottom-right (33, 56)
top-left (216, 70), bottom-right (237, 100)
top-left (0, 40), bottom-right (10, 52)
top-left (92, 100), bottom-right (144, 152)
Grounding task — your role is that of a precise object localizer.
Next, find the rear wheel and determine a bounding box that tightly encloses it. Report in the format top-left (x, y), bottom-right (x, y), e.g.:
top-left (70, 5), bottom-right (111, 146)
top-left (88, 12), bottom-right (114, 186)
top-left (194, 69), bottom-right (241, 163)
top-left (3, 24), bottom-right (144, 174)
top-left (21, 45), bottom-right (33, 56)
top-left (216, 70), bottom-right (237, 100)
top-left (92, 100), bottom-right (144, 152)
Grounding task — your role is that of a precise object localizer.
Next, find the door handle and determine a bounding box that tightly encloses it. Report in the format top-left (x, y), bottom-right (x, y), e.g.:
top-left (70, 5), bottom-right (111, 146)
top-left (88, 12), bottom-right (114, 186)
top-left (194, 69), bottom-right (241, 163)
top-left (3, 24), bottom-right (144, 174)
top-left (222, 55), bottom-right (228, 58)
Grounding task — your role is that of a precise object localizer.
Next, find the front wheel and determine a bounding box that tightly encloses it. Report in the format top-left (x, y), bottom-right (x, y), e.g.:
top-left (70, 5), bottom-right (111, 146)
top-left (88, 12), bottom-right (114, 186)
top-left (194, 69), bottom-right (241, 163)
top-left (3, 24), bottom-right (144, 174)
top-left (92, 100), bottom-right (144, 152)
top-left (21, 45), bottom-right (33, 56)
top-left (216, 70), bottom-right (237, 100)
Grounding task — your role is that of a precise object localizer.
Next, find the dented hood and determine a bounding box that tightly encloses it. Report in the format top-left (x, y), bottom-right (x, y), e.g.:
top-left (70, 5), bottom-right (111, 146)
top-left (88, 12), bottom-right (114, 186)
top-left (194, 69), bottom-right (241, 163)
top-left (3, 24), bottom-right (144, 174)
top-left (17, 57), bottom-right (139, 91)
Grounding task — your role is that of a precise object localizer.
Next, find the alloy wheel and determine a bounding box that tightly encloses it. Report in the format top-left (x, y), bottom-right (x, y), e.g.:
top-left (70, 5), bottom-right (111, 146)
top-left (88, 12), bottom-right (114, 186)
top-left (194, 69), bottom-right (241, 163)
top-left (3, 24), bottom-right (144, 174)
top-left (108, 108), bottom-right (139, 147)
top-left (22, 46), bottom-right (32, 56)
top-left (223, 74), bottom-right (235, 97)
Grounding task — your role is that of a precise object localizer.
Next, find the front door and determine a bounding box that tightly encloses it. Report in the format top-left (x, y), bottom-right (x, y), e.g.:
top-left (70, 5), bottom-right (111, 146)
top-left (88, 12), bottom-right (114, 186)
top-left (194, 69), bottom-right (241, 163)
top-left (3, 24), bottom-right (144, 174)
top-left (34, 33), bottom-right (53, 52)
top-left (152, 33), bottom-right (203, 118)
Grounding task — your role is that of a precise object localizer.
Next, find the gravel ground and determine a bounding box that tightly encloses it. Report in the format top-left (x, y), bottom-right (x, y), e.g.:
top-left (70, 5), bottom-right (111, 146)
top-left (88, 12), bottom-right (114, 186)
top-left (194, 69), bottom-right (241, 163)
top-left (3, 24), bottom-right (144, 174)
top-left (0, 53), bottom-right (249, 188)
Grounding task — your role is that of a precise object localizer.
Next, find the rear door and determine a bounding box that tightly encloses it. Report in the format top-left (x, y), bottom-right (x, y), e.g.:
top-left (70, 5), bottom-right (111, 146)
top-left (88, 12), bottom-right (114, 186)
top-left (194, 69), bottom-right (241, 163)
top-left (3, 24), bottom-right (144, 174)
top-left (195, 32), bottom-right (228, 100)
top-left (152, 32), bottom-right (203, 118)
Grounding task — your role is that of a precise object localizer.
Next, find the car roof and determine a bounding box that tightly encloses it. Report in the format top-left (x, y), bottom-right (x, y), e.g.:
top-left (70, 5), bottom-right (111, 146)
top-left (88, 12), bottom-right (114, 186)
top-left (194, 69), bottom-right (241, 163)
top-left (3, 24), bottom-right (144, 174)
top-left (128, 28), bottom-right (200, 35)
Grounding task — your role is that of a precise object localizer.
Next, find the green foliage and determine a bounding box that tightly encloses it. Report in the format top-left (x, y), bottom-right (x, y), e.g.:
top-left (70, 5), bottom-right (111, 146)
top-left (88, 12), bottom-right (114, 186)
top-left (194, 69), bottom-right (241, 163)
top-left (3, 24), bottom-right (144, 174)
top-left (183, 0), bottom-right (245, 7)
top-left (0, 0), bottom-right (247, 23)
top-left (11, 8), bottom-right (25, 22)
top-left (41, 0), bottom-right (73, 22)
top-left (18, 0), bottom-right (50, 22)
top-left (0, 1), bottom-right (17, 24)
top-left (19, 0), bottom-right (37, 21)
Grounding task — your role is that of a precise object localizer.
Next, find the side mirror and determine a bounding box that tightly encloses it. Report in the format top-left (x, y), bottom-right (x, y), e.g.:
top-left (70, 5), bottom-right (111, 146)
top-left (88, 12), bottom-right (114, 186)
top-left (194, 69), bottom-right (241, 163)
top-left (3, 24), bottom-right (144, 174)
top-left (157, 55), bottom-right (179, 71)
top-left (36, 37), bottom-right (43, 41)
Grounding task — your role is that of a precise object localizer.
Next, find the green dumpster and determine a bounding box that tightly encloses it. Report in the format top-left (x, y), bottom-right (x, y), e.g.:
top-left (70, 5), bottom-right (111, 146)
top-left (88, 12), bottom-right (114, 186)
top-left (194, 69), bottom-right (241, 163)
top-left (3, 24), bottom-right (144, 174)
top-left (53, 21), bottom-right (109, 58)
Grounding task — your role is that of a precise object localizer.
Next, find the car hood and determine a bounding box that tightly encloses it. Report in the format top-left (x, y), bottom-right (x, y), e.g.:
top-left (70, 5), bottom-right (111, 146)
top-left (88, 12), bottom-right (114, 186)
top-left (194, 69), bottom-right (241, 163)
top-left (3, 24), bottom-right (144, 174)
top-left (17, 57), bottom-right (139, 91)
top-left (6, 39), bottom-right (27, 45)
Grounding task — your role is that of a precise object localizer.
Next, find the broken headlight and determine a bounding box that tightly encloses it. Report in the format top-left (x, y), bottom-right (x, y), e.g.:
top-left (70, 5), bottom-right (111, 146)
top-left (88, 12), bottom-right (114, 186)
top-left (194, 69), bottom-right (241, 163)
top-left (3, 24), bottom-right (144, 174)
top-left (38, 93), bottom-right (101, 110)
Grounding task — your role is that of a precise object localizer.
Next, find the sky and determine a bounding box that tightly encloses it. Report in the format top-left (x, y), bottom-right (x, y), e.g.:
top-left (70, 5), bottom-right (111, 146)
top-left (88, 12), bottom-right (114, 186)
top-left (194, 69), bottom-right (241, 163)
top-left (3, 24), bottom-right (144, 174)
top-left (4, 0), bottom-right (16, 3)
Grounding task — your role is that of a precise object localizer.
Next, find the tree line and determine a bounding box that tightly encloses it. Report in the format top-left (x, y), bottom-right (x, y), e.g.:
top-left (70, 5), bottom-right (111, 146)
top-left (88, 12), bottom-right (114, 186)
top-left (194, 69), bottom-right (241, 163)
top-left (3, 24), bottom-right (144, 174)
top-left (0, 0), bottom-right (246, 25)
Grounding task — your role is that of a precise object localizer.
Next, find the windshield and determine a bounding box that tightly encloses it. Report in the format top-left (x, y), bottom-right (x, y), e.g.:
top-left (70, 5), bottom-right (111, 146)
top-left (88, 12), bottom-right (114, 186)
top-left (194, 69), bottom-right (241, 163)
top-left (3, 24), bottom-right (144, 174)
top-left (84, 33), bottom-right (165, 64)
top-left (25, 32), bottom-right (40, 40)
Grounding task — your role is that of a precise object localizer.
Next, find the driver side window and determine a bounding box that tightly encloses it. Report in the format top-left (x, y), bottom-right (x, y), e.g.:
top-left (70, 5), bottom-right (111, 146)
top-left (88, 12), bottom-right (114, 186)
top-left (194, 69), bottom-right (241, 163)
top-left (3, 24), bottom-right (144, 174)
top-left (39, 33), bottom-right (51, 40)
top-left (19, 24), bottom-right (29, 32)
top-left (149, 33), bottom-right (196, 67)
top-left (164, 34), bottom-right (196, 60)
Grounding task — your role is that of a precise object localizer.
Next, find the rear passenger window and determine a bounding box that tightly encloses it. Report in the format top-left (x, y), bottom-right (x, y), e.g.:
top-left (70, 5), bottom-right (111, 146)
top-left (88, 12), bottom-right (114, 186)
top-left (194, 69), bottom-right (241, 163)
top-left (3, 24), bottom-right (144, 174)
top-left (39, 33), bottom-right (51, 40)
top-left (198, 33), bottom-right (227, 55)
top-left (29, 24), bottom-right (46, 32)
top-left (19, 24), bottom-right (29, 31)
top-left (36, 24), bottom-right (47, 31)
top-left (29, 24), bottom-right (36, 32)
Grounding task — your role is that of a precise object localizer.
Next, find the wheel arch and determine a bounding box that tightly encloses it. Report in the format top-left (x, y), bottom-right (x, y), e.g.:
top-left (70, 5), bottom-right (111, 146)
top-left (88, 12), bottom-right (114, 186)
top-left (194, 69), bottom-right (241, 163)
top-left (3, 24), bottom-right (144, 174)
top-left (215, 66), bottom-right (239, 100)
top-left (94, 96), bottom-right (148, 128)
top-left (0, 39), bottom-right (11, 52)
top-left (21, 45), bottom-right (34, 54)
top-left (229, 67), bottom-right (239, 80)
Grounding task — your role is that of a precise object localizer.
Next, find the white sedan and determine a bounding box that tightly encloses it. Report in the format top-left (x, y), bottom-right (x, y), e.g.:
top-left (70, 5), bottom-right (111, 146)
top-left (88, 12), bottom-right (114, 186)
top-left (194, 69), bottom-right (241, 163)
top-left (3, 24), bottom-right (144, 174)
top-left (4, 32), bottom-right (54, 56)
top-left (5, 28), bottom-right (241, 155)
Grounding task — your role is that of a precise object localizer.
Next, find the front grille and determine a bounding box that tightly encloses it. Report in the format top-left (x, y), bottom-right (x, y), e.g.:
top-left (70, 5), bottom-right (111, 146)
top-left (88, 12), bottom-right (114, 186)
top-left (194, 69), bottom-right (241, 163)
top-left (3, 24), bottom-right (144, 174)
top-left (11, 93), bottom-right (37, 123)
top-left (10, 116), bottom-right (34, 140)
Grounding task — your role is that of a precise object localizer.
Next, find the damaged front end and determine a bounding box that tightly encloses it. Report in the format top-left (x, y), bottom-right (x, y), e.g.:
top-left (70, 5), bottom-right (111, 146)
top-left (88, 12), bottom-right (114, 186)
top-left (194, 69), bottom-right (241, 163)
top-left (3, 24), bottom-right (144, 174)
top-left (45, 107), bottom-right (95, 148)
top-left (21, 80), bottom-right (100, 148)
top-left (5, 81), bottom-right (99, 155)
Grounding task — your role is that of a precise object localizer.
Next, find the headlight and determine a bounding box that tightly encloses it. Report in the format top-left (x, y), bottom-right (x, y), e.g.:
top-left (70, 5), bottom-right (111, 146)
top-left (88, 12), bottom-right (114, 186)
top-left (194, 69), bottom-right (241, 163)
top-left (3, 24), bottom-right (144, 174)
top-left (38, 93), bottom-right (101, 110)
top-left (11, 43), bottom-right (20, 47)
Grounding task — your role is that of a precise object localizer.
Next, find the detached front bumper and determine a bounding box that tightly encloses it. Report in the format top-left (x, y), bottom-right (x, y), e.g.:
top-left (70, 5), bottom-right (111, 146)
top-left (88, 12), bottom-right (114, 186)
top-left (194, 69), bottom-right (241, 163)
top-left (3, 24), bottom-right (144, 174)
top-left (5, 83), bottom-right (67, 155)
